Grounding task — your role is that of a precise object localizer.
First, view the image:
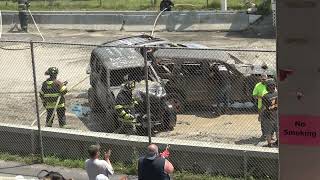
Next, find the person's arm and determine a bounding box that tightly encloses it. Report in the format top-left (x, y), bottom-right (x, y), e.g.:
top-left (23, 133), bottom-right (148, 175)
top-left (56, 80), bottom-right (68, 95)
top-left (103, 150), bottom-right (114, 175)
top-left (262, 95), bottom-right (271, 110)
top-left (269, 97), bottom-right (278, 110)
top-left (252, 84), bottom-right (259, 98)
top-left (39, 84), bottom-right (46, 107)
top-left (164, 159), bottom-right (174, 174)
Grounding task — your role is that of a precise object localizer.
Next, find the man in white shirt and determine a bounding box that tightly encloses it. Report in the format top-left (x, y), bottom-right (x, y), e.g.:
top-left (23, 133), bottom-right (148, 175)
top-left (85, 145), bottom-right (114, 180)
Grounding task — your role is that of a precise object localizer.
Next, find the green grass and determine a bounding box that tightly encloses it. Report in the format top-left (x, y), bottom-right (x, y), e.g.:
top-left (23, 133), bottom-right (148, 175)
top-left (0, 0), bottom-right (266, 11)
top-left (0, 152), bottom-right (262, 180)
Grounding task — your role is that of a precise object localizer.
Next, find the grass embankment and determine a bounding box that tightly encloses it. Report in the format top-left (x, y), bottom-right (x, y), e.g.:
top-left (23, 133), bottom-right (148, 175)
top-left (0, 0), bottom-right (265, 11)
top-left (0, 152), bottom-right (263, 180)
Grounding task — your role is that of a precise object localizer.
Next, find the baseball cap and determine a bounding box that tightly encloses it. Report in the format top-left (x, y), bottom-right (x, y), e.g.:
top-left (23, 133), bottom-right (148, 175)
top-left (261, 74), bottom-right (268, 80)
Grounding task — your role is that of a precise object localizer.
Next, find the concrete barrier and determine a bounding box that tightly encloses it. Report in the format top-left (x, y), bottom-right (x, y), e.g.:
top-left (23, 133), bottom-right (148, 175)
top-left (0, 123), bottom-right (278, 178)
top-left (1, 11), bottom-right (250, 31)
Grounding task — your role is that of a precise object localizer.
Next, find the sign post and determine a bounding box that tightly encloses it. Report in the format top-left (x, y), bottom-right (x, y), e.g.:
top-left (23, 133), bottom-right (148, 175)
top-left (221, 0), bottom-right (227, 11)
top-left (278, 0), bottom-right (320, 179)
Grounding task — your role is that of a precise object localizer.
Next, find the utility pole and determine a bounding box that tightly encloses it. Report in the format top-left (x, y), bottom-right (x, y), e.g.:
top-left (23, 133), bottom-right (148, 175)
top-left (151, 0), bottom-right (156, 7)
top-left (221, 0), bottom-right (227, 11)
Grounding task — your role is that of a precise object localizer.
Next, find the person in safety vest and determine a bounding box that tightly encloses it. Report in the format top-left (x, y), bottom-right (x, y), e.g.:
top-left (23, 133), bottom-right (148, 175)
top-left (39, 67), bottom-right (68, 127)
top-left (114, 80), bottom-right (138, 125)
top-left (261, 79), bottom-right (278, 147)
top-left (17, 0), bottom-right (30, 32)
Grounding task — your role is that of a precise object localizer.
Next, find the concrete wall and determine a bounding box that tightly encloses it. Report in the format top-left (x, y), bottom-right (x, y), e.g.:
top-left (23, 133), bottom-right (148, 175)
top-left (1, 11), bottom-right (250, 31)
top-left (0, 123), bottom-right (278, 178)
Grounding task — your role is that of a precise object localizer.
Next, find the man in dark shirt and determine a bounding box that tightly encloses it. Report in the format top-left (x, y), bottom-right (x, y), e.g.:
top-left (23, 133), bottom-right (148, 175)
top-left (261, 79), bottom-right (278, 147)
top-left (138, 144), bottom-right (174, 180)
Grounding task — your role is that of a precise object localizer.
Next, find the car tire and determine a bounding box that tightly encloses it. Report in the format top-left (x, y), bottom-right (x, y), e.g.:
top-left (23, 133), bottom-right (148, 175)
top-left (88, 87), bottom-right (104, 112)
top-left (87, 111), bottom-right (117, 133)
top-left (166, 93), bottom-right (184, 113)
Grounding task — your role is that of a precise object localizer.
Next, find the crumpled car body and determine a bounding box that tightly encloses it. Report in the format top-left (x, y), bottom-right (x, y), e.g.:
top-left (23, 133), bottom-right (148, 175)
top-left (92, 34), bottom-right (275, 112)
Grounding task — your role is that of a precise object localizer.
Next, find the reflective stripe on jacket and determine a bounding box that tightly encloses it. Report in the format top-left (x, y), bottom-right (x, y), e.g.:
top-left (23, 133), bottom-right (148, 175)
top-left (114, 89), bottom-right (138, 122)
top-left (40, 79), bottom-right (67, 109)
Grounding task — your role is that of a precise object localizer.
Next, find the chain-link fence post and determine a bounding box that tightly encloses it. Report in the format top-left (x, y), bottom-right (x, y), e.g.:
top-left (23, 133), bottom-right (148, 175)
top-left (30, 41), bottom-right (44, 163)
top-left (143, 46), bottom-right (152, 144)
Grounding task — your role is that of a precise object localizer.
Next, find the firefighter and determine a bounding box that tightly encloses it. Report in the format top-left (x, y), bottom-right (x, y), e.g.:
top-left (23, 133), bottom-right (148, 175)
top-left (114, 80), bottom-right (138, 126)
top-left (17, 0), bottom-right (30, 32)
top-left (39, 67), bottom-right (68, 127)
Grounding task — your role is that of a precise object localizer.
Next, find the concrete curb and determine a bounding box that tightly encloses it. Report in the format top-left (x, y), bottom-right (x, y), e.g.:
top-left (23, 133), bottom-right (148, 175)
top-left (1, 11), bottom-right (251, 31)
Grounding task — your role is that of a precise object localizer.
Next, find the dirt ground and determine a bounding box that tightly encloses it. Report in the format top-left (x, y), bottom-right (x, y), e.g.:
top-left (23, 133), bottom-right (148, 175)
top-left (0, 28), bottom-right (276, 146)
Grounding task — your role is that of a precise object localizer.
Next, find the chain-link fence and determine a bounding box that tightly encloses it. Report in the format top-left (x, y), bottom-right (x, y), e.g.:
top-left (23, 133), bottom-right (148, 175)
top-left (0, 40), bottom-right (278, 178)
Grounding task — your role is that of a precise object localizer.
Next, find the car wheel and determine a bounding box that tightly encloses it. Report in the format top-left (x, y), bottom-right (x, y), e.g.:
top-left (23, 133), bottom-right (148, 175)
top-left (167, 93), bottom-right (184, 113)
top-left (87, 111), bottom-right (117, 133)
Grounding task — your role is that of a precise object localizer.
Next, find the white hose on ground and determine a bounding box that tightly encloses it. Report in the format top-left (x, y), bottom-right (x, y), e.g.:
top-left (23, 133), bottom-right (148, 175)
top-left (28, 9), bottom-right (45, 42)
top-left (47, 95), bottom-right (61, 126)
top-left (31, 75), bottom-right (89, 126)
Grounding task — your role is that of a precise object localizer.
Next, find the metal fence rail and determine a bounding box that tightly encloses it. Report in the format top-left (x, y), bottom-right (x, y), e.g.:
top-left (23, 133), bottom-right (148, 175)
top-left (0, 40), bottom-right (277, 178)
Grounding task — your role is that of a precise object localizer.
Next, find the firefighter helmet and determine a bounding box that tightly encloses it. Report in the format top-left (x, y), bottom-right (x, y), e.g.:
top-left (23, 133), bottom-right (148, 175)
top-left (45, 67), bottom-right (59, 76)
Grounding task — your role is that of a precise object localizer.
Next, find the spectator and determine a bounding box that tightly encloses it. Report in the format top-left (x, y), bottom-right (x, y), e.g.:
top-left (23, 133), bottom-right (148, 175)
top-left (138, 144), bottom-right (174, 180)
top-left (160, 0), bottom-right (174, 11)
top-left (85, 145), bottom-right (114, 180)
top-left (261, 79), bottom-right (278, 147)
top-left (252, 74), bottom-right (268, 140)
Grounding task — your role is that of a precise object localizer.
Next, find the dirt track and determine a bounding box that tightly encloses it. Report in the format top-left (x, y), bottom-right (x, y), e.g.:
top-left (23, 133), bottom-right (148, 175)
top-left (0, 29), bottom-right (275, 146)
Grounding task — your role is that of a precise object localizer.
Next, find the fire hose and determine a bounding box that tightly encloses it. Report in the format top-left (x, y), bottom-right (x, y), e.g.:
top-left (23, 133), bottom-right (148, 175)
top-left (151, 4), bottom-right (196, 37)
top-left (28, 9), bottom-right (45, 42)
top-left (31, 75), bottom-right (89, 126)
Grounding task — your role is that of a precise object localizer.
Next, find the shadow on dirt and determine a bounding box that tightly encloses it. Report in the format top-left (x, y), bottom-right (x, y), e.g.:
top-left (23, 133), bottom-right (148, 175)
top-left (226, 14), bottom-right (276, 40)
top-left (235, 137), bottom-right (262, 145)
top-left (181, 105), bottom-right (258, 119)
